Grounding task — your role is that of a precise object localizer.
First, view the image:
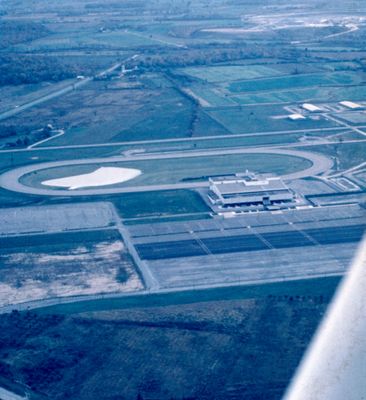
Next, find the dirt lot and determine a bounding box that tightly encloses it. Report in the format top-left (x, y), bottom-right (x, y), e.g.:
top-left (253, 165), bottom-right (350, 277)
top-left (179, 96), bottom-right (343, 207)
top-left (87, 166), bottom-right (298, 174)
top-left (0, 230), bottom-right (143, 306)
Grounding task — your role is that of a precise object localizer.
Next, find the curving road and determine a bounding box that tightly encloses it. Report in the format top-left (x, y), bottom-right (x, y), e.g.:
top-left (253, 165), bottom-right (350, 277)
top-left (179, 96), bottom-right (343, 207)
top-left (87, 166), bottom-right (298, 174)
top-left (0, 147), bottom-right (333, 197)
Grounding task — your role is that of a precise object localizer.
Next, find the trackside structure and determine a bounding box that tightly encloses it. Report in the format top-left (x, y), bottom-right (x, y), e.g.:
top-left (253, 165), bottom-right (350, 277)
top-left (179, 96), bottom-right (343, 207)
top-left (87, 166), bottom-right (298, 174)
top-left (208, 172), bottom-right (295, 208)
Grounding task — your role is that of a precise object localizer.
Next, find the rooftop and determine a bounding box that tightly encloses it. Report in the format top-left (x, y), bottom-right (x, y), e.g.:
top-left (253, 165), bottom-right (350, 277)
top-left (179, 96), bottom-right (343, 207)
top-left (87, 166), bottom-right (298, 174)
top-left (302, 103), bottom-right (322, 112)
top-left (288, 113), bottom-right (306, 120)
top-left (213, 179), bottom-right (289, 195)
top-left (340, 101), bottom-right (363, 109)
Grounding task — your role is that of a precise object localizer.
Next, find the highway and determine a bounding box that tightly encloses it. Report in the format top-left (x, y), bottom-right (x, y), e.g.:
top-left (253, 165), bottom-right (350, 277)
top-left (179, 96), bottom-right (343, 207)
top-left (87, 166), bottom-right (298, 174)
top-left (0, 147), bottom-right (333, 196)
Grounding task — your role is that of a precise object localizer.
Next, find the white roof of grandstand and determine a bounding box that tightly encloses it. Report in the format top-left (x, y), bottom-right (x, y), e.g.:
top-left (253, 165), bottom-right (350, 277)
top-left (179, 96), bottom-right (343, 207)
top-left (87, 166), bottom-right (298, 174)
top-left (215, 179), bottom-right (289, 195)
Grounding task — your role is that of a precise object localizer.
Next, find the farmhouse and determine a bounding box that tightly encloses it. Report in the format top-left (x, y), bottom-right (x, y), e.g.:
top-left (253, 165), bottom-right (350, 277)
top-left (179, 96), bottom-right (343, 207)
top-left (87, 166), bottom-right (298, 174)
top-left (208, 172), bottom-right (294, 208)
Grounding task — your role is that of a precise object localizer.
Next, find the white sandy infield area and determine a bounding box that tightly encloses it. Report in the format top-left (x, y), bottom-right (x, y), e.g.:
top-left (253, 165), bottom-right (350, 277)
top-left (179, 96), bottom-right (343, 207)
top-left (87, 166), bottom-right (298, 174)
top-left (42, 166), bottom-right (141, 190)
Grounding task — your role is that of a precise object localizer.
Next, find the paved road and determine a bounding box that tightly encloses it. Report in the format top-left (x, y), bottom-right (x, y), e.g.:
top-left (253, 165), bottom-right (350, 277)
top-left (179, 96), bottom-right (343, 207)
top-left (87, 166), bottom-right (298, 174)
top-left (110, 205), bottom-right (160, 290)
top-left (0, 126), bottom-right (355, 154)
top-left (324, 114), bottom-right (366, 137)
top-left (27, 129), bottom-right (65, 149)
top-left (136, 224), bottom-right (366, 260)
top-left (0, 147), bottom-right (333, 196)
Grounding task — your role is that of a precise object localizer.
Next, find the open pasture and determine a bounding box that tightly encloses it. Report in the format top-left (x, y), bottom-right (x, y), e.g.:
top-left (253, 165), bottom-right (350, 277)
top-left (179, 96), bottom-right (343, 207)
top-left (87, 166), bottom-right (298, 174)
top-left (187, 84), bottom-right (236, 107)
top-left (113, 190), bottom-right (209, 219)
top-left (226, 72), bottom-right (362, 94)
top-left (231, 85), bottom-right (366, 105)
top-left (178, 64), bottom-right (286, 83)
top-left (336, 111), bottom-right (366, 124)
top-left (207, 105), bottom-right (335, 134)
top-left (8, 81), bottom-right (197, 146)
top-left (12, 30), bottom-right (159, 52)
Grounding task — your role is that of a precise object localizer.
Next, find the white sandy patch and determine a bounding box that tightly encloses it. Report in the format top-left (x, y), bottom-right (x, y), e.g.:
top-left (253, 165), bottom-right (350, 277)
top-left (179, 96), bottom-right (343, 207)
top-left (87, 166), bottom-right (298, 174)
top-left (0, 241), bottom-right (144, 306)
top-left (42, 166), bottom-right (141, 190)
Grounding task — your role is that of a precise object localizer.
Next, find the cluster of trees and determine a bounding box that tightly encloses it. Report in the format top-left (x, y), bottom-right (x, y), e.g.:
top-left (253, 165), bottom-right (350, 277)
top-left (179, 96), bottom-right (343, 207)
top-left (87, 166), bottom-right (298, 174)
top-left (0, 125), bottom-right (31, 139)
top-left (0, 125), bottom-right (51, 148)
top-left (134, 44), bottom-right (275, 69)
top-left (0, 55), bottom-right (81, 86)
top-left (0, 20), bottom-right (49, 48)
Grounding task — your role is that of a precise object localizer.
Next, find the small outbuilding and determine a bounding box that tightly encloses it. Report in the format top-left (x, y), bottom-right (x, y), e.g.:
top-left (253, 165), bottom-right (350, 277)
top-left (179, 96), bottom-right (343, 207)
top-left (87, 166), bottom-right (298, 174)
top-left (288, 113), bottom-right (306, 121)
top-left (302, 103), bottom-right (323, 112)
top-left (340, 101), bottom-right (364, 110)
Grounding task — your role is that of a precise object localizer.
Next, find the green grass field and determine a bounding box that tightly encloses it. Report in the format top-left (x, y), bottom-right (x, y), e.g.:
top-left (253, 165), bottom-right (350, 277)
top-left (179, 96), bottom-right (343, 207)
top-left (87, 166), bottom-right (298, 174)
top-left (188, 84), bottom-right (236, 107)
top-left (112, 190), bottom-right (209, 219)
top-left (12, 30), bottom-right (159, 52)
top-left (179, 65), bottom-right (286, 83)
top-left (232, 85), bottom-right (366, 105)
top-left (207, 105), bottom-right (335, 134)
top-left (112, 93), bottom-right (196, 141)
top-left (227, 72), bottom-right (362, 93)
top-left (21, 152), bottom-right (313, 190)
top-left (302, 141), bottom-right (366, 172)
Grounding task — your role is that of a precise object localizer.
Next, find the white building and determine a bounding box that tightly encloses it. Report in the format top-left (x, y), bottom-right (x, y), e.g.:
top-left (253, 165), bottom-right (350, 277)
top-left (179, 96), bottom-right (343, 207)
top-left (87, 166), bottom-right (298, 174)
top-left (288, 113), bottom-right (306, 121)
top-left (340, 101), bottom-right (364, 110)
top-left (302, 103), bottom-right (323, 112)
top-left (208, 173), bottom-right (294, 208)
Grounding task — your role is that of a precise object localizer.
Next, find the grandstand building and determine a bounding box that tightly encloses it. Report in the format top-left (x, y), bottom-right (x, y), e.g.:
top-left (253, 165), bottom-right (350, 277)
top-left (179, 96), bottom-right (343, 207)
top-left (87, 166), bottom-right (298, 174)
top-left (207, 172), bottom-right (295, 210)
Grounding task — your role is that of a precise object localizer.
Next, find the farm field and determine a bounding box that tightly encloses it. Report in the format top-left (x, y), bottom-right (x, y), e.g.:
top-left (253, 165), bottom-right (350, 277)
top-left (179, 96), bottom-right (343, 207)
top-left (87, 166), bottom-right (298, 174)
top-left (231, 85), bottom-right (366, 105)
top-left (11, 30), bottom-right (159, 52)
top-left (226, 72), bottom-right (362, 93)
top-left (186, 84), bottom-right (237, 107)
top-left (178, 64), bottom-right (286, 82)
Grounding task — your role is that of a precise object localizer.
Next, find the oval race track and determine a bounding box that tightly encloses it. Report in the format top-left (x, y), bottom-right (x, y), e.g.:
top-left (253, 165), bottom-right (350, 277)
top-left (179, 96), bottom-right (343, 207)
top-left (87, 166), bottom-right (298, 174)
top-left (0, 148), bottom-right (333, 197)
